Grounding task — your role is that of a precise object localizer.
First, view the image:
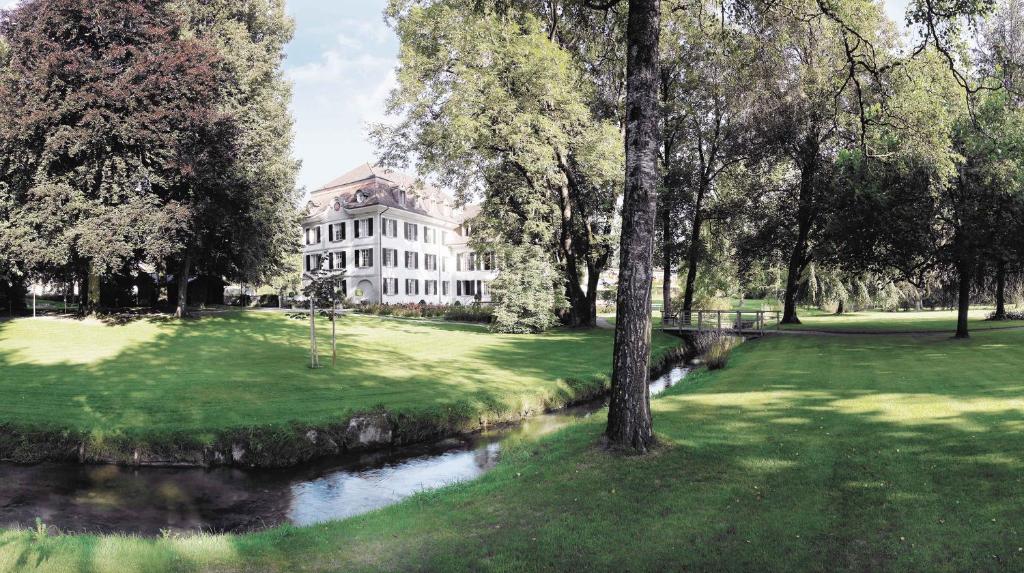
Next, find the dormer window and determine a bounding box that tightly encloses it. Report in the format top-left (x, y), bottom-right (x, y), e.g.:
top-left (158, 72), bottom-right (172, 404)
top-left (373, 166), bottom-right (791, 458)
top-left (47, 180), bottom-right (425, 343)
top-left (398, 190), bottom-right (407, 206)
top-left (356, 190), bottom-right (366, 204)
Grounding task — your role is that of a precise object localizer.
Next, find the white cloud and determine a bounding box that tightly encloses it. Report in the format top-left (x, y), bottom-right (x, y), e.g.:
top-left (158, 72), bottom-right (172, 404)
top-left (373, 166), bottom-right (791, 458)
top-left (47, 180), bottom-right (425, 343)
top-left (285, 9), bottom-right (400, 192)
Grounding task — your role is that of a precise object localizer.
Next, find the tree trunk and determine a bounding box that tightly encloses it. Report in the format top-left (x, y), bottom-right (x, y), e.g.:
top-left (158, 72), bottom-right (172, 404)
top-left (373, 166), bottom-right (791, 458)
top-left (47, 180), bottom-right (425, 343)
top-left (331, 297), bottom-right (338, 367)
top-left (562, 262), bottom-right (595, 326)
top-left (606, 0), bottom-right (660, 454)
top-left (86, 262), bottom-right (101, 314)
top-left (175, 254), bottom-right (191, 318)
top-left (681, 182), bottom-right (706, 320)
top-left (836, 299), bottom-right (845, 315)
top-left (995, 260), bottom-right (1007, 320)
top-left (586, 262), bottom-right (601, 322)
top-left (782, 142), bottom-right (818, 325)
top-left (309, 298), bottom-right (320, 368)
top-left (661, 174), bottom-right (673, 320)
top-left (956, 261), bottom-right (971, 339)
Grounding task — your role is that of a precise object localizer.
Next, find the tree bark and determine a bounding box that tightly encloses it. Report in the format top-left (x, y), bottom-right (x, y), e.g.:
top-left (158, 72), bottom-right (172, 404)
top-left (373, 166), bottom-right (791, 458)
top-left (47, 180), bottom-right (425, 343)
top-left (995, 260), bottom-right (1007, 320)
top-left (836, 299), bottom-right (844, 315)
top-left (606, 0), bottom-right (660, 454)
top-left (660, 156), bottom-right (674, 320)
top-left (86, 262), bottom-right (101, 314)
top-left (175, 254), bottom-right (191, 318)
top-left (586, 261), bottom-right (601, 321)
top-left (956, 260), bottom-right (972, 339)
top-left (331, 297), bottom-right (337, 367)
top-left (782, 140), bottom-right (819, 325)
top-left (681, 181), bottom-right (706, 319)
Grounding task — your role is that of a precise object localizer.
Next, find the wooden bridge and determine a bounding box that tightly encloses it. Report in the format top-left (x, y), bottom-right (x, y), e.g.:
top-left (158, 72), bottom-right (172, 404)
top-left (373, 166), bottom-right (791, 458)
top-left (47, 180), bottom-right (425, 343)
top-left (662, 310), bottom-right (781, 336)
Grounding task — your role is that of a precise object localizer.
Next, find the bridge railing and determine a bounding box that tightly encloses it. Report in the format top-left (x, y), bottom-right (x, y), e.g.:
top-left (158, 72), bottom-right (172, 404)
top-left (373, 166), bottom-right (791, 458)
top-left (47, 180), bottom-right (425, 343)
top-left (662, 309), bottom-right (782, 335)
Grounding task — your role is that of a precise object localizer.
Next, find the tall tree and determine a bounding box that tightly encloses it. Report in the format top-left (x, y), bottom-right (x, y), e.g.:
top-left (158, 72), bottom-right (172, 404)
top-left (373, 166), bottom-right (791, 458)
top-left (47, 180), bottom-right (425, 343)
top-left (604, 0), bottom-right (661, 453)
top-left (660, 1), bottom-right (761, 319)
top-left (0, 0), bottom-right (223, 312)
top-left (376, 0), bottom-right (622, 327)
top-left (170, 0), bottom-right (301, 317)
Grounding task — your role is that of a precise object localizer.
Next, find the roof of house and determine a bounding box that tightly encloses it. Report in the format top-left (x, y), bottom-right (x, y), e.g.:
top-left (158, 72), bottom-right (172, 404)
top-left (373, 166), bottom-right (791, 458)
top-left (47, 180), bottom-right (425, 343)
top-left (307, 163), bottom-right (468, 224)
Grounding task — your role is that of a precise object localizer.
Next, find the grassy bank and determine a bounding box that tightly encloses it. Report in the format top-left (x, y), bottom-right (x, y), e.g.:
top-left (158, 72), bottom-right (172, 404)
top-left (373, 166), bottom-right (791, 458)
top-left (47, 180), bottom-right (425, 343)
top-left (0, 312), bottom-right (681, 466)
top-left (3, 327), bottom-right (1024, 571)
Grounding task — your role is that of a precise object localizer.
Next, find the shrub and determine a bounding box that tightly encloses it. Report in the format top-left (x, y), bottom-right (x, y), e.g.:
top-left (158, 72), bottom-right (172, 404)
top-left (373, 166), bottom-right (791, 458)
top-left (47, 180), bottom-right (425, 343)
top-left (488, 245), bottom-right (562, 333)
top-left (353, 303), bottom-right (494, 323)
top-left (445, 304), bottom-right (494, 323)
top-left (988, 310), bottom-right (1024, 321)
top-left (691, 331), bottom-right (743, 370)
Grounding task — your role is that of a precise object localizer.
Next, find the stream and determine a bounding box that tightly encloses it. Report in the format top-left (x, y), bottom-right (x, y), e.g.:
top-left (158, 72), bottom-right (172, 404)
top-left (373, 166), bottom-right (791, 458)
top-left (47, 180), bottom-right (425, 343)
top-left (0, 366), bottom-right (690, 536)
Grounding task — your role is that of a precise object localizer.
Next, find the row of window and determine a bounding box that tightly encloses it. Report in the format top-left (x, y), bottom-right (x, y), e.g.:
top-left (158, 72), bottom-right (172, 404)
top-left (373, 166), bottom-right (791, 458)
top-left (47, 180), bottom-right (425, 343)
top-left (304, 249), bottom-right (374, 272)
top-left (306, 219), bottom-right (374, 245)
top-left (379, 279), bottom-right (482, 297)
top-left (307, 249), bottom-right (497, 273)
top-left (382, 278), bottom-right (446, 296)
top-left (384, 219), bottom-right (443, 244)
top-left (456, 252), bottom-right (497, 271)
top-left (381, 249), bottom-right (443, 271)
top-left (306, 219), bottom-right (446, 245)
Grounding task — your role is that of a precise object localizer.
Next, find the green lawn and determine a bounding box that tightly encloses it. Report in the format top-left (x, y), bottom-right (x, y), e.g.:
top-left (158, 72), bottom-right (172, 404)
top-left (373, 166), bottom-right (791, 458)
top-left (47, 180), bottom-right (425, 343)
top-left (783, 307), bottom-right (1024, 333)
top-left (4, 325), bottom-right (1024, 571)
top-left (0, 312), bottom-right (681, 442)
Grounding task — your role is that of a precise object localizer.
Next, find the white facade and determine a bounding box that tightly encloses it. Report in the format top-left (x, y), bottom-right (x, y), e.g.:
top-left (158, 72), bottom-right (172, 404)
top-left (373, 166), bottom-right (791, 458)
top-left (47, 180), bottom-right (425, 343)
top-left (300, 164), bottom-right (498, 305)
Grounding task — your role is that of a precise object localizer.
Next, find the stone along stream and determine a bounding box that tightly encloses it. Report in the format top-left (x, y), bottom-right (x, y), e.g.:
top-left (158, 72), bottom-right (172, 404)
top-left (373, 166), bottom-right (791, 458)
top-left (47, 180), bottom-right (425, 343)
top-left (0, 366), bottom-right (690, 536)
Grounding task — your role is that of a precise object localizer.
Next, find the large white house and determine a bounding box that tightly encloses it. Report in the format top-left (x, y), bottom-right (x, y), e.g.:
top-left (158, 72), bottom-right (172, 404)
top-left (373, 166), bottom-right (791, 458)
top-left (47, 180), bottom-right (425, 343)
top-left (300, 163), bottom-right (498, 304)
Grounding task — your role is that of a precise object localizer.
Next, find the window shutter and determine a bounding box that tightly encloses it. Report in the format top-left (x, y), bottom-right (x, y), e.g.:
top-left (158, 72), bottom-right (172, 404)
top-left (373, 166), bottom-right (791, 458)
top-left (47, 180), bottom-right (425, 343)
top-left (457, 281), bottom-right (462, 296)
top-left (328, 224), bottom-right (334, 242)
top-left (315, 227), bottom-right (321, 243)
top-left (368, 249), bottom-right (373, 267)
top-left (341, 251), bottom-right (347, 268)
top-left (340, 222), bottom-right (345, 240)
top-left (367, 218), bottom-right (374, 236)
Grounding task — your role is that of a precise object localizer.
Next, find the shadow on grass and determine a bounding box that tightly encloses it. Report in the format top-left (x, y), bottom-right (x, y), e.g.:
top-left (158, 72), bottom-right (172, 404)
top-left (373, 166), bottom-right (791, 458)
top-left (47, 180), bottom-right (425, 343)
top-left (0, 312), bottom-right (665, 443)
top-left (0, 327), bottom-right (1023, 571)
top-left (216, 330), bottom-right (1024, 571)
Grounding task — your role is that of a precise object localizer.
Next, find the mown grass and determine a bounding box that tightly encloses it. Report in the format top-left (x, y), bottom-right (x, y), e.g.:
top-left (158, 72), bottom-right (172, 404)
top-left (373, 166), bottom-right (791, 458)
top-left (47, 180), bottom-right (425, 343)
top-left (0, 311), bottom-right (681, 442)
top-left (3, 326), bottom-right (1024, 571)
top-left (783, 307), bottom-right (1024, 333)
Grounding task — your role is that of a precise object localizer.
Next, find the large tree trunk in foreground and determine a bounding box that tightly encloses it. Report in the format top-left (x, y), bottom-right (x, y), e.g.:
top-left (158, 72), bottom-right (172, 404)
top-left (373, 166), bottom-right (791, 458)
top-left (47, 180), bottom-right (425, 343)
top-left (995, 260), bottom-right (1007, 321)
top-left (956, 261), bottom-right (972, 339)
top-left (175, 254), bottom-right (192, 318)
top-left (606, 0), bottom-right (660, 454)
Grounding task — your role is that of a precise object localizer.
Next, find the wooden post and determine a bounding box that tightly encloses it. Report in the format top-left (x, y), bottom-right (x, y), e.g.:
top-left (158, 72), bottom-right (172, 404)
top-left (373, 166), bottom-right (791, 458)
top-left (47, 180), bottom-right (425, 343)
top-left (331, 297), bottom-right (337, 367)
top-left (717, 311), bottom-right (722, 331)
top-left (309, 298), bottom-right (319, 369)
top-left (697, 311), bottom-right (703, 331)
top-left (736, 311), bottom-right (741, 331)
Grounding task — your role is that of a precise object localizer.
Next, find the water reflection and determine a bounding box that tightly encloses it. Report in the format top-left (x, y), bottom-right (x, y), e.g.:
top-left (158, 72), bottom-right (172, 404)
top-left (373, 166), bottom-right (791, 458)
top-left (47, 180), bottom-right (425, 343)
top-left (0, 366), bottom-right (689, 535)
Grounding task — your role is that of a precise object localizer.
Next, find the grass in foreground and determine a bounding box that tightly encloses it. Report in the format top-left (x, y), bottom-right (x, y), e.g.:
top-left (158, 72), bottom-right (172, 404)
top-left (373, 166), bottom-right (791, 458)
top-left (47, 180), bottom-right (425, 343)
top-left (0, 311), bottom-right (680, 440)
top-left (782, 307), bottom-right (1024, 332)
top-left (4, 327), bottom-right (1024, 571)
